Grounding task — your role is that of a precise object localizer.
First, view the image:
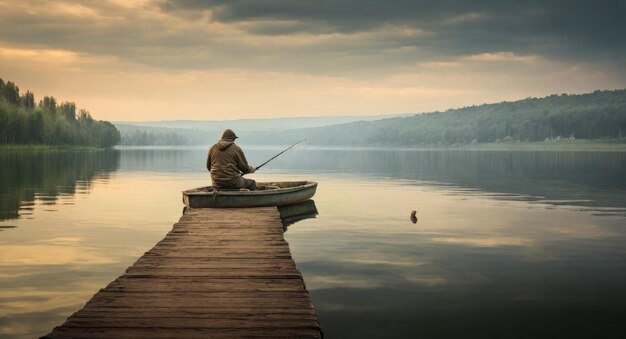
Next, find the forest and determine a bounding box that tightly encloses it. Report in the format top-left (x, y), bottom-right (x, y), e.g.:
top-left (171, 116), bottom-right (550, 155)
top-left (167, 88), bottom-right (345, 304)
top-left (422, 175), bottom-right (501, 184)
top-left (0, 78), bottom-right (120, 148)
top-left (289, 89), bottom-right (626, 146)
top-left (114, 88), bottom-right (626, 147)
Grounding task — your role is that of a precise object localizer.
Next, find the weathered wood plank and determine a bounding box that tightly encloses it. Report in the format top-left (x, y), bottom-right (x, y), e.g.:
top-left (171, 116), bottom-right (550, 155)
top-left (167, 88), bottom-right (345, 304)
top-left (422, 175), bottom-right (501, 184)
top-left (124, 267), bottom-right (301, 275)
top-left (74, 306), bottom-right (317, 314)
top-left (62, 318), bottom-right (320, 328)
top-left (92, 290), bottom-right (314, 299)
top-left (72, 310), bottom-right (318, 318)
top-left (131, 257), bottom-right (299, 264)
top-left (142, 255), bottom-right (296, 260)
top-left (104, 278), bottom-right (307, 292)
top-left (157, 236), bottom-right (287, 241)
top-left (45, 327), bottom-right (322, 339)
top-left (85, 297), bottom-right (315, 309)
top-left (128, 263), bottom-right (298, 270)
top-left (43, 207), bottom-right (321, 338)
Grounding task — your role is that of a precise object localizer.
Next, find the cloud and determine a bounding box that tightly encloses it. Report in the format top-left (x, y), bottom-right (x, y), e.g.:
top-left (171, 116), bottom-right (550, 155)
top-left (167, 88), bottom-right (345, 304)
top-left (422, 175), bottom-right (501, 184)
top-left (161, 0), bottom-right (626, 64)
top-left (463, 52), bottom-right (540, 63)
top-left (0, 0), bottom-right (624, 75)
top-left (0, 0), bottom-right (624, 119)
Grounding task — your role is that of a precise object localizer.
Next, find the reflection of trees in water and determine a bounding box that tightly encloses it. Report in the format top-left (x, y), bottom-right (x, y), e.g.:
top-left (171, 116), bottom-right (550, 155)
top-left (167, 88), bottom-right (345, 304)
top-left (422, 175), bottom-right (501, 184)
top-left (116, 148), bottom-right (626, 210)
top-left (0, 150), bottom-right (120, 221)
top-left (278, 149), bottom-right (626, 210)
top-left (119, 149), bottom-right (203, 172)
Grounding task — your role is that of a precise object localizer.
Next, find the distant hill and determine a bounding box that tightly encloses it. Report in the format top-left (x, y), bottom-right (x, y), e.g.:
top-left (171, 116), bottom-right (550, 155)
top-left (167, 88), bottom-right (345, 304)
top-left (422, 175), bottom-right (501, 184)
top-left (114, 114), bottom-right (411, 145)
top-left (115, 89), bottom-right (626, 146)
top-left (273, 89), bottom-right (626, 146)
top-left (116, 114), bottom-right (411, 132)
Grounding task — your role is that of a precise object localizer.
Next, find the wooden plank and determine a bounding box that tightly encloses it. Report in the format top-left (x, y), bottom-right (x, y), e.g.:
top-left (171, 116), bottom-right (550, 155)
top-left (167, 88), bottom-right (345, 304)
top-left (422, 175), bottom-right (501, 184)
top-left (128, 263), bottom-right (298, 270)
top-left (157, 236), bottom-right (287, 241)
top-left (139, 254), bottom-right (295, 260)
top-left (131, 257), bottom-right (299, 264)
top-left (148, 245), bottom-right (293, 250)
top-left (92, 290), bottom-right (314, 299)
top-left (45, 327), bottom-right (322, 339)
top-left (104, 278), bottom-right (307, 292)
top-left (72, 310), bottom-right (318, 318)
top-left (74, 307), bottom-right (317, 314)
top-left (62, 318), bottom-right (320, 328)
top-left (155, 239), bottom-right (290, 244)
top-left (85, 298), bottom-right (315, 308)
top-left (43, 207), bottom-right (321, 338)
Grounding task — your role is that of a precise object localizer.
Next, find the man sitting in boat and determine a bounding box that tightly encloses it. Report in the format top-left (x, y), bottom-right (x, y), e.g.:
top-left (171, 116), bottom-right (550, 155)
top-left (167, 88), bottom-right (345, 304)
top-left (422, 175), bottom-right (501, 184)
top-left (206, 129), bottom-right (257, 190)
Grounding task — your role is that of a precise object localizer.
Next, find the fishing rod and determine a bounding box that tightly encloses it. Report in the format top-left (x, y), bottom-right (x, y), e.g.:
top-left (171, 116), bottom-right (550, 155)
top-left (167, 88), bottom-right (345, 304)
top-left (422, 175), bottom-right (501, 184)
top-left (255, 139), bottom-right (307, 171)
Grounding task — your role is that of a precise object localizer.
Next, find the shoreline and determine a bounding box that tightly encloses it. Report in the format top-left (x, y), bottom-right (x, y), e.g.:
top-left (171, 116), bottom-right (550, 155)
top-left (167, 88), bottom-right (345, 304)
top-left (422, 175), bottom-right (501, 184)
top-left (267, 140), bottom-right (626, 152)
top-left (0, 144), bottom-right (101, 152)
top-left (434, 140), bottom-right (626, 151)
top-left (3, 140), bottom-right (626, 152)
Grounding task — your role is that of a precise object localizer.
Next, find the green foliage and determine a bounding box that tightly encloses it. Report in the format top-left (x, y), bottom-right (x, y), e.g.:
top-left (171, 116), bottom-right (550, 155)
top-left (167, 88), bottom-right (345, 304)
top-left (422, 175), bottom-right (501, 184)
top-left (0, 80), bottom-right (20, 105)
top-left (0, 78), bottom-right (120, 148)
top-left (295, 89), bottom-right (626, 146)
top-left (114, 89), bottom-right (626, 147)
top-left (21, 91), bottom-right (35, 110)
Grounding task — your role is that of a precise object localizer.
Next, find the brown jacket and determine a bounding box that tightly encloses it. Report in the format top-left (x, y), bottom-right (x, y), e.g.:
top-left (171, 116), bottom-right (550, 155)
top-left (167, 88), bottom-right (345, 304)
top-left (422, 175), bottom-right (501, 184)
top-left (206, 139), bottom-right (253, 188)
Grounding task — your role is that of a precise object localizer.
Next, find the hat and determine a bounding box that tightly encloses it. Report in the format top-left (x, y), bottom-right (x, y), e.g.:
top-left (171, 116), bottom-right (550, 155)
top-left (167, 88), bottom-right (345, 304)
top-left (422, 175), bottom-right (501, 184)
top-left (221, 129), bottom-right (238, 140)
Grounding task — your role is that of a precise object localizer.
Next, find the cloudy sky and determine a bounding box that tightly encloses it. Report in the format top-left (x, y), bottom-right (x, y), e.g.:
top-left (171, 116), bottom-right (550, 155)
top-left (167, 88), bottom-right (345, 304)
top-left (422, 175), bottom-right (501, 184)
top-left (1, 0), bottom-right (625, 121)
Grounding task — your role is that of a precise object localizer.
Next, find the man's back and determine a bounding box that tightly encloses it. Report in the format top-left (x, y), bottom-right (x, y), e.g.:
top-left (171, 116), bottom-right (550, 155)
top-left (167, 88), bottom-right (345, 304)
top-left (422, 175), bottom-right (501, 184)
top-left (206, 129), bottom-right (255, 189)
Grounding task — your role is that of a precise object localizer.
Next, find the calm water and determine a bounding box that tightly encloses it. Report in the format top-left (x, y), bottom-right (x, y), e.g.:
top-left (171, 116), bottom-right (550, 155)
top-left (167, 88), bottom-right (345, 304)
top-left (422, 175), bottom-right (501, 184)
top-left (1, 147), bottom-right (626, 338)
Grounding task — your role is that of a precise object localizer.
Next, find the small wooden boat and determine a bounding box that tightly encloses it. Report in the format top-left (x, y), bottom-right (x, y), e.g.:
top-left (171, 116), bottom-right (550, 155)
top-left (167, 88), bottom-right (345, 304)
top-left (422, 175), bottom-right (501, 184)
top-left (183, 181), bottom-right (317, 208)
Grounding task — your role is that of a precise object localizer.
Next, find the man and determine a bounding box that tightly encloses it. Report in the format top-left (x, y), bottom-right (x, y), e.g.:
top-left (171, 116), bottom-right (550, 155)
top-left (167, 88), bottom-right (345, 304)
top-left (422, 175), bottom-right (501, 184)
top-left (206, 129), bottom-right (257, 190)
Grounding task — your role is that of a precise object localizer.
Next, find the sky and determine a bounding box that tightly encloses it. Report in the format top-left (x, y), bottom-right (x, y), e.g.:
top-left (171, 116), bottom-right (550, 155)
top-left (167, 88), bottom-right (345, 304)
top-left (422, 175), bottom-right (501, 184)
top-left (1, 0), bottom-right (625, 121)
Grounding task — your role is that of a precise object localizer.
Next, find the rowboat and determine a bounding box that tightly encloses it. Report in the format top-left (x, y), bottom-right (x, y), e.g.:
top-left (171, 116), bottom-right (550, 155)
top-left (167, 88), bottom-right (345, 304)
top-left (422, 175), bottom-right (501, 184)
top-left (183, 181), bottom-right (317, 208)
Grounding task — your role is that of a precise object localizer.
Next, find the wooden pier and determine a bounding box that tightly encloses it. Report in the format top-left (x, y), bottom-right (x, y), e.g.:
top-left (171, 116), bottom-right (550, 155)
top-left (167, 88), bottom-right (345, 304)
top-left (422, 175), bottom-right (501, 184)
top-left (43, 207), bottom-right (322, 338)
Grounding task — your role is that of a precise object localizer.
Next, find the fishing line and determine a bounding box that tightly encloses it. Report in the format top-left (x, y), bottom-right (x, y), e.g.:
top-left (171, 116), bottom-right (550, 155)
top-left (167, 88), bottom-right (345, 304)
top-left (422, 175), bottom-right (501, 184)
top-left (255, 139), bottom-right (307, 171)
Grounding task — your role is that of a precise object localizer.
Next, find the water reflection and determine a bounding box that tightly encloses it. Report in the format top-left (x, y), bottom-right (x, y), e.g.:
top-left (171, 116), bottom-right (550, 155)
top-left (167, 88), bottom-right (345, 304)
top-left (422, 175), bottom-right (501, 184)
top-left (1, 147), bottom-right (625, 338)
top-left (117, 147), bottom-right (626, 215)
top-left (284, 178), bottom-right (626, 338)
top-left (0, 172), bottom-right (186, 338)
top-left (0, 150), bottom-right (120, 221)
top-left (270, 148), bottom-right (626, 215)
top-left (278, 199), bottom-right (319, 229)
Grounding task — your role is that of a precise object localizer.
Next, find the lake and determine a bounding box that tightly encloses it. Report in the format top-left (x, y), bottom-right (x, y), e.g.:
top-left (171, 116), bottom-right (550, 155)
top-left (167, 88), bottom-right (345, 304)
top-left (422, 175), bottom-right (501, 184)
top-left (1, 146), bottom-right (626, 338)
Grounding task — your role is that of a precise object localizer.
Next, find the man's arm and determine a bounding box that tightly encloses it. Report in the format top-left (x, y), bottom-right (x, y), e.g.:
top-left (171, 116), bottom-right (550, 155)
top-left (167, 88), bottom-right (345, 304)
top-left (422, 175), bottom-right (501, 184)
top-left (235, 145), bottom-right (254, 174)
top-left (206, 149), bottom-right (212, 172)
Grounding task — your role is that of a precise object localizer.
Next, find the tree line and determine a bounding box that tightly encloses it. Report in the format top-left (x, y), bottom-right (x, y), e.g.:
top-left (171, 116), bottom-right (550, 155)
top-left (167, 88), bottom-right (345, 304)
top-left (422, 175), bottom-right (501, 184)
top-left (290, 89), bottom-right (626, 146)
top-left (112, 88), bottom-right (626, 147)
top-left (0, 78), bottom-right (120, 147)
